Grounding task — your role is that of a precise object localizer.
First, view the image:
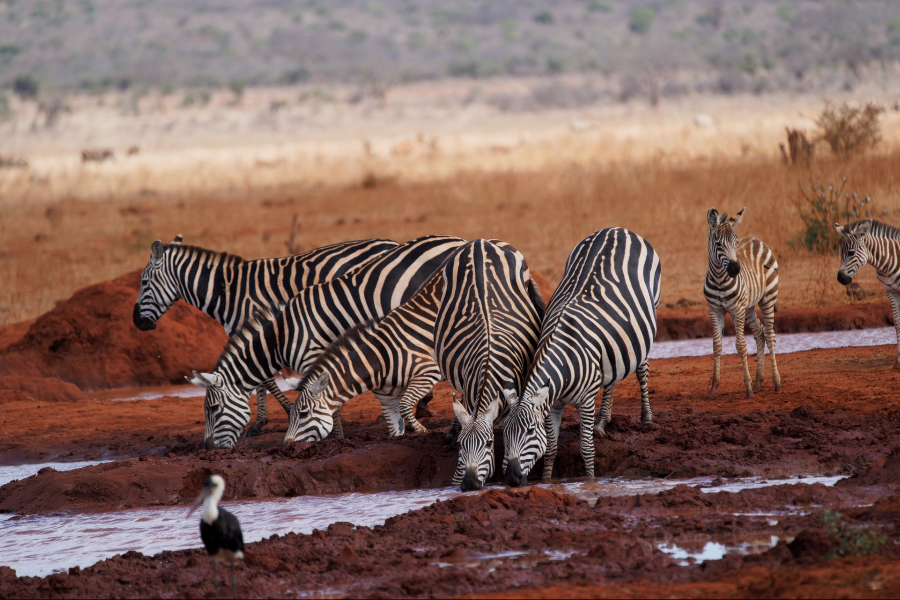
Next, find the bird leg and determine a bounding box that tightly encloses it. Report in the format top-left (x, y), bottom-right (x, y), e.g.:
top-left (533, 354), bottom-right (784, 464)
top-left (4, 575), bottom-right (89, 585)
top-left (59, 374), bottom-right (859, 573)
top-left (211, 560), bottom-right (219, 600)
top-left (231, 558), bottom-right (237, 600)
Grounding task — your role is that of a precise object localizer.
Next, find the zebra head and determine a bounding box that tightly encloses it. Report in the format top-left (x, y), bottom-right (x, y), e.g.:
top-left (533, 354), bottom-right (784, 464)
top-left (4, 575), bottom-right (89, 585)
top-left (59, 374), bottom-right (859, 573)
top-left (835, 221), bottom-right (872, 285)
top-left (501, 385), bottom-right (550, 487)
top-left (187, 370), bottom-right (251, 450)
top-left (452, 395), bottom-right (501, 491)
top-left (706, 208), bottom-right (744, 278)
top-left (283, 372), bottom-right (333, 445)
top-left (133, 235), bottom-right (183, 331)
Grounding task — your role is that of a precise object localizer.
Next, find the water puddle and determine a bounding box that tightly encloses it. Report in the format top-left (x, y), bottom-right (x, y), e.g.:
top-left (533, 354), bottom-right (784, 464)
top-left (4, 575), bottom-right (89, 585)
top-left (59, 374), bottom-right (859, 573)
top-left (103, 377), bottom-right (296, 402)
top-left (657, 534), bottom-right (783, 566)
top-left (434, 549), bottom-right (578, 571)
top-left (0, 474), bottom-right (844, 577)
top-left (0, 460), bottom-right (113, 488)
top-left (650, 326), bottom-right (895, 360)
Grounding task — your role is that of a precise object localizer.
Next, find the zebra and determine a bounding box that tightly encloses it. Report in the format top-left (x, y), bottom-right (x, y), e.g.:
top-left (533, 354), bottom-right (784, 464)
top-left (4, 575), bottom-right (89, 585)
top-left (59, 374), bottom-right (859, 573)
top-left (282, 241), bottom-right (545, 445)
top-left (704, 208), bottom-right (781, 399)
top-left (432, 240), bottom-right (544, 491)
top-left (282, 272), bottom-right (444, 444)
top-left (134, 234), bottom-right (397, 436)
top-left (501, 228), bottom-right (661, 486)
top-left (187, 235), bottom-right (467, 450)
top-left (835, 219), bottom-right (900, 369)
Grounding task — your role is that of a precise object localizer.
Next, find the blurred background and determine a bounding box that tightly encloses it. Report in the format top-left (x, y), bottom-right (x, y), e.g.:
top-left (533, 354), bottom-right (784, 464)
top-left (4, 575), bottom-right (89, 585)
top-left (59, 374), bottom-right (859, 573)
top-left (2, 0), bottom-right (900, 325)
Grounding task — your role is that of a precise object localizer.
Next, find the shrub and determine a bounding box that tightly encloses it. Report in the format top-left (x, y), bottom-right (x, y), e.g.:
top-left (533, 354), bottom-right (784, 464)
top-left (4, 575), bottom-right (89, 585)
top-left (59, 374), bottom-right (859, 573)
top-left (821, 510), bottom-right (886, 560)
top-left (533, 10), bottom-right (554, 25)
top-left (629, 8), bottom-right (654, 35)
top-left (0, 92), bottom-right (11, 119)
top-left (12, 74), bottom-right (38, 100)
top-left (816, 102), bottom-right (882, 160)
top-left (792, 178), bottom-right (875, 253)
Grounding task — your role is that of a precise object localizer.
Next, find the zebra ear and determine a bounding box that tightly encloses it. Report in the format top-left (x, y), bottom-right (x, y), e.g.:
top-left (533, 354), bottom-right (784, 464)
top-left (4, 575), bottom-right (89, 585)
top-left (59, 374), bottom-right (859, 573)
top-left (527, 386), bottom-right (550, 408)
top-left (502, 383), bottom-right (518, 407)
top-left (311, 372), bottom-right (330, 396)
top-left (854, 220), bottom-right (872, 236)
top-left (171, 234), bottom-right (183, 245)
top-left (834, 223), bottom-right (846, 236)
top-left (482, 398), bottom-right (501, 427)
top-left (281, 374), bottom-right (302, 389)
top-left (187, 370), bottom-right (223, 389)
top-left (151, 240), bottom-right (165, 263)
top-left (707, 208), bottom-right (719, 229)
top-left (452, 394), bottom-right (472, 428)
top-left (728, 207), bottom-right (745, 228)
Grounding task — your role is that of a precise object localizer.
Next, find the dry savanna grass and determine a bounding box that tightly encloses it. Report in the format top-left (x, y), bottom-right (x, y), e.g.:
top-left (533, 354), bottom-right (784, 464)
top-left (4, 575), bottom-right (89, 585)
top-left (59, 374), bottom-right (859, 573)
top-left (3, 140), bottom-right (900, 326)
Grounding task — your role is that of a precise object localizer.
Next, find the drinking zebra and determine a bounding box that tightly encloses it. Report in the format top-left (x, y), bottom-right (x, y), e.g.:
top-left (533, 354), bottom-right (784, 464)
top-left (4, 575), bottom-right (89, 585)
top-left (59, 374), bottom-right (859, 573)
top-left (187, 235), bottom-right (467, 450)
top-left (282, 241), bottom-right (545, 445)
top-left (134, 235), bottom-right (397, 436)
top-left (835, 219), bottom-right (900, 369)
top-left (432, 240), bottom-right (544, 491)
top-left (704, 208), bottom-right (781, 398)
top-left (501, 228), bottom-right (661, 486)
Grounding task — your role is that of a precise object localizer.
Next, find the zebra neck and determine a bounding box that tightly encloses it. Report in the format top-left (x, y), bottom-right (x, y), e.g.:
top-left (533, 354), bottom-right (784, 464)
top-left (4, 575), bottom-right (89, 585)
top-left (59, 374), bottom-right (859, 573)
top-left (169, 247), bottom-right (237, 328)
top-left (706, 259), bottom-right (728, 281)
top-left (867, 236), bottom-right (900, 277)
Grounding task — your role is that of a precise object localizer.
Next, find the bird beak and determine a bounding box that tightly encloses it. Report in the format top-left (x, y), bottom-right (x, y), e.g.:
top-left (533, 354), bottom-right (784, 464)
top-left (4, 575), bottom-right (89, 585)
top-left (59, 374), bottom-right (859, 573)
top-left (186, 489), bottom-right (208, 518)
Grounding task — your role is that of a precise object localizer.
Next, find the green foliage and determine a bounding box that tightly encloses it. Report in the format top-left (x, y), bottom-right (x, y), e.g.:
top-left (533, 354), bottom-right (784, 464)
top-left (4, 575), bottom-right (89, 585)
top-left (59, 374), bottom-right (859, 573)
top-left (534, 10), bottom-right (554, 25)
top-left (587, 1), bottom-right (612, 13)
top-left (0, 92), bottom-right (11, 120)
top-left (776, 5), bottom-right (794, 24)
top-left (0, 44), bottom-right (21, 62)
top-left (228, 79), bottom-right (244, 102)
top-left (281, 67), bottom-right (310, 85)
top-left (12, 74), bottom-right (38, 100)
top-left (792, 178), bottom-right (874, 253)
top-left (629, 8), bottom-right (654, 35)
top-left (821, 510), bottom-right (886, 560)
top-left (547, 57), bottom-right (567, 73)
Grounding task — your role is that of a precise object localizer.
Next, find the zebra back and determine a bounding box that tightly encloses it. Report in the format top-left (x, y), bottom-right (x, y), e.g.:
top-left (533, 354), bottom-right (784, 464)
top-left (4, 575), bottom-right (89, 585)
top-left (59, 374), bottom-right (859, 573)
top-left (524, 227), bottom-right (661, 402)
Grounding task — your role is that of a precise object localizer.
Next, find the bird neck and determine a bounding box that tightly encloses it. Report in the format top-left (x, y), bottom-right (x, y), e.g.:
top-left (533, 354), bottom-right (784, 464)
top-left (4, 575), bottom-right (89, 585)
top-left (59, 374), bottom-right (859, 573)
top-left (202, 494), bottom-right (221, 525)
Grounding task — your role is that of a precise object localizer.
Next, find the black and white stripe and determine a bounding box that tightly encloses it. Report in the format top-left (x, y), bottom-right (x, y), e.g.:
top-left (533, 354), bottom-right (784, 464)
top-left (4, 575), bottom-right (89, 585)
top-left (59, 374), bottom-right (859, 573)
top-left (188, 236), bottom-right (467, 450)
top-left (134, 235), bottom-right (397, 435)
top-left (432, 240), bottom-right (544, 491)
top-left (501, 228), bottom-right (661, 485)
top-left (836, 219), bottom-right (900, 369)
top-left (704, 208), bottom-right (781, 399)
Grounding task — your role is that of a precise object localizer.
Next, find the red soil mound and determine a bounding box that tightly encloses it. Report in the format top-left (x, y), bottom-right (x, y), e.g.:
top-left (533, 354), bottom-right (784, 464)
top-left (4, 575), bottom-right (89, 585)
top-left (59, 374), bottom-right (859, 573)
top-left (0, 376), bottom-right (84, 404)
top-left (0, 270), bottom-right (226, 391)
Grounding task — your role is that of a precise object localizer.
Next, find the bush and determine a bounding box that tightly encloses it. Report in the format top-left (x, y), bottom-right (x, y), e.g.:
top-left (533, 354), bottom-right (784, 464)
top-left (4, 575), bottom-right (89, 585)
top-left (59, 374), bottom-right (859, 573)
top-left (792, 178), bottom-right (875, 253)
top-left (816, 102), bottom-right (882, 160)
top-left (0, 92), bottom-right (10, 119)
top-left (533, 10), bottom-right (554, 25)
top-left (821, 510), bottom-right (886, 560)
top-left (12, 74), bottom-right (38, 100)
top-left (629, 8), bottom-right (654, 35)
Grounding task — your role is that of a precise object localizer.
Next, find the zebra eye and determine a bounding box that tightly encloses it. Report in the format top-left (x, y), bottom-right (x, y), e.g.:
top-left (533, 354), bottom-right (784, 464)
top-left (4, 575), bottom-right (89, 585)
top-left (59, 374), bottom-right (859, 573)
top-left (847, 249), bottom-right (856, 257)
top-left (298, 410), bottom-right (309, 419)
top-left (485, 439), bottom-right (493, 448)
top-left (527, 427), bottom-right (535, 435)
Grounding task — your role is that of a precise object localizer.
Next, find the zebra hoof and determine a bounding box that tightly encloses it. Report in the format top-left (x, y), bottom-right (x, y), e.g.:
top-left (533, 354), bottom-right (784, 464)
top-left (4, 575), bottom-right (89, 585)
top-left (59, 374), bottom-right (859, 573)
top-left (744, 388), bottom-right (753, 399)
top-left (641, 415), bottom-right (654, 428)
top-left (894, 360), bottom-right (900, 370)
top-left (244, 425), bottom-right (264, 438)
top-left (753, 381), bottom-right (762, 393)
top-left (774, 381), bottom-right (783, 391)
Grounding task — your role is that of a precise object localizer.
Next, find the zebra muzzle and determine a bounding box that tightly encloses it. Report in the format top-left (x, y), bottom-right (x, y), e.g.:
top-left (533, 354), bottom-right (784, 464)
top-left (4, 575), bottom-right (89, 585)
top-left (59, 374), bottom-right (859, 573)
top-left (460, 469), bottom-right (483, 492)
top-left (132, 304), bottom-right (157, 331)
top-left (725, 262), bottom-right (741, 278)
top-left (504, 458), bottom-right (527, 488)
top-left (204, 436), bottom-right (219, 451)
top-left (837, 271), bottom-right (852, 286)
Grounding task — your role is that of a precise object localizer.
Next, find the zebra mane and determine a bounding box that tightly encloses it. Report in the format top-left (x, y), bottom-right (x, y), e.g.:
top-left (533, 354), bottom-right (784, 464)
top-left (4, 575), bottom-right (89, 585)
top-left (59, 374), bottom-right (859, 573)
top-left (850, 219), bottom-right (900, 239)
top-left (167, 243), bottom-right (246, 264)
top-left (297, 318), bottom-right (383, 387)
top-left (219, 304), bottom-right (283, 364)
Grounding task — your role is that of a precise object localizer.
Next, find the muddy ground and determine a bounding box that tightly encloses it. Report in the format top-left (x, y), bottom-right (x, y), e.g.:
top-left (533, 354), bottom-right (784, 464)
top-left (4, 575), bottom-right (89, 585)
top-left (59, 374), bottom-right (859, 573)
top-left (2, 275), bottom-right (900, 597)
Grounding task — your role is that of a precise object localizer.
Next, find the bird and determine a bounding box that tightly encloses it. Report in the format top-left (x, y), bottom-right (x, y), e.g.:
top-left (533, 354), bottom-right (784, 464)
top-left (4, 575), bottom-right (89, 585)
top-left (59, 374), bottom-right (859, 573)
top-left (188, 475), bottom-right (244, 599)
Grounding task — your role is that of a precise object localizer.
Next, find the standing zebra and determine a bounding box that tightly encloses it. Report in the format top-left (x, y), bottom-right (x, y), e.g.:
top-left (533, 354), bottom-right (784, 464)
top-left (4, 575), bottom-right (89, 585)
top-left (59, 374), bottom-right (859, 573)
top-left (134, 235), bottom-right (397, 436)
top-left (282, 241), bottom-right (545, 445)
top-left (835, 219), bottom-right (900, 369)
top-left (187, 235), bottom-right (467, 450)
top-left (704, 208), bottom-right (781, 398)
top-left (501, 228), bottom-right (661, 486)
top-left (432, 240), bottom-right (544, 491)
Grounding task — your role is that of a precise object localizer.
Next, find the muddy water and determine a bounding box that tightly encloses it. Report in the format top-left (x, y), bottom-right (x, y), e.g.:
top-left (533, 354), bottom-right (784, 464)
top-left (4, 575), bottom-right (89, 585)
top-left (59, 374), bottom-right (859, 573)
top-left (0, 475), bottom-right (844, 577)
top-left (0, 460), bottom-right (112, 487)
top-left (649, 326), bottom-right (895, 359)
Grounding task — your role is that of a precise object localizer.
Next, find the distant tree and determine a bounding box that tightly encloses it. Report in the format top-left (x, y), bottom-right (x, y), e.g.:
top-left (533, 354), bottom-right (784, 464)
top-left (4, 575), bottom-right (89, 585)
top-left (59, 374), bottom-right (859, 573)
top-left (629, 8), bottom-right (654, 35)
top-left (12, 75), bottom-right (38, 100)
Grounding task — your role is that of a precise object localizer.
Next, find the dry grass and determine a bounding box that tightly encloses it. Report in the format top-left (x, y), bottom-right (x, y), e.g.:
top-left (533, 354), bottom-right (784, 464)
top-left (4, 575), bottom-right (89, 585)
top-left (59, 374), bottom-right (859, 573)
top-left (3, 142), bottom-right (900, 325)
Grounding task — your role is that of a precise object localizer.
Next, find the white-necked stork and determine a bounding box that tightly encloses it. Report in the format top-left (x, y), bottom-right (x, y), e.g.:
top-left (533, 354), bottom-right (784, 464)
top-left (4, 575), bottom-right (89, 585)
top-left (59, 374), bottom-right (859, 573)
top-left (188, 475), bottom-right (244, 599)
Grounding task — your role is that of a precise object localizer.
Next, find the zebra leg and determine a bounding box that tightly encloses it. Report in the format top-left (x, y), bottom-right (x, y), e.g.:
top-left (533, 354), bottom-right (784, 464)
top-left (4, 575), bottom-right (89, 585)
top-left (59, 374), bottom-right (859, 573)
top-left (708, 305), bottom-right (726, 398)
top-left (542, 405), bottom-right (564, 481)
top-left (888, 290), bottom-right (900, 369)
top-left (637, 360), bottom-right (652, 425)
top-left (577, 401), bottom-right (596, 479)
top-left (733, 308), bottom-right (753, 398)
top-left (244, 385), bottom-right (269, 438)
top-left (399, 378), bottom-right (437, 434)
top-left (265, 376), bottom-right (294, 415)
top-left (594, 383), bottom-right (616, 436)
top-left (375, 394), bottom-right (404, 437)
top-left (761, 299), bottom-right (782, 390)
top-left (746, 308), bottom-right (766, 392)
top-left (328, 408), bottom-right (345, 439)
top-left (415, 390), bottom-right (434, 419)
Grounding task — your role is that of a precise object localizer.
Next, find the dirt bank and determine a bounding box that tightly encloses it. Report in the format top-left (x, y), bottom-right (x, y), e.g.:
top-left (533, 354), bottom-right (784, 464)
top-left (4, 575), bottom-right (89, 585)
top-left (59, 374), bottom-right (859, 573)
top-left (0, 270), bottom-right (226, 391)
top-left (2, 342), bottom-right (899, 514)
top-left (2, 482), bottom-right (899, 599)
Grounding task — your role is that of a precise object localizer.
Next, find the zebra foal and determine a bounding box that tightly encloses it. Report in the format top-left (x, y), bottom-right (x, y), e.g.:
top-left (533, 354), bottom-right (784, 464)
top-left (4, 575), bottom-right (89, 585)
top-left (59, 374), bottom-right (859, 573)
top-left (835, 219), bottom-right (900, 369)
top-left (704, 208), bottom-right (781, 399)
top-left (501, 228), bottom-right (661, 485)
top-left (134, 235), bottom-right (397, 435)
top-left (432, 240), bottom-right (544, 491)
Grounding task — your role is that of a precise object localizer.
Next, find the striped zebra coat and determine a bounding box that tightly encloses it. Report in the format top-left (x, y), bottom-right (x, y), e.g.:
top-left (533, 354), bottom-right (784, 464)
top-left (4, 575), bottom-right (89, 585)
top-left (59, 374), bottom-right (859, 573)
top-left (835, 219), bottom-right (900, 369)
top-left (704, 208), bottom-right (781, 399)
top-left (282, 241), bottom-right (545, 445)
top-left (187, 235), bottom-right (467, 450)
top-left (432, 240), bottom-right (544, 491)
top-left (501, 228), bottom-right (661, 485)
top-left (134, 235), bottom-right (397, 435)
